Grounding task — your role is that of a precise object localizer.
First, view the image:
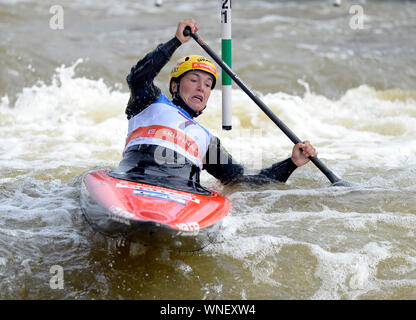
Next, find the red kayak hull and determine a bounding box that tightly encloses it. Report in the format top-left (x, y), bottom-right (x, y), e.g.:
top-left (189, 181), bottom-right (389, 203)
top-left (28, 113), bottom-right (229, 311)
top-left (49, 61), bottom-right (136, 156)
top-left (80, 169), bottom-right (231, 251)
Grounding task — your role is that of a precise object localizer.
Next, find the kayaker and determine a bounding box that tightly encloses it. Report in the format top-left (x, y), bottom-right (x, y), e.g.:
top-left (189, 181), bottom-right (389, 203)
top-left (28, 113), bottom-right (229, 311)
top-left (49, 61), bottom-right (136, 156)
top-left (109, 18), bottom-right (318, 192)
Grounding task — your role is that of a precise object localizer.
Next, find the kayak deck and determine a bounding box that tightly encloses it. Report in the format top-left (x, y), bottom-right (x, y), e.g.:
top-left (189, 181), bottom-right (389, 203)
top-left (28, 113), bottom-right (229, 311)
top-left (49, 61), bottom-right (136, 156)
top-left (80, 169), bottom-right (231, 251)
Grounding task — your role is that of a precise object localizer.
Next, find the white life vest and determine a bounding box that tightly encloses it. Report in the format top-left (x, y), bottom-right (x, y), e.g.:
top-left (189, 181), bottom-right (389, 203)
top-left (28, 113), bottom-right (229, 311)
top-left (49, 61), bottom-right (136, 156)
top-left (124, 94), bottom-right (211, 169)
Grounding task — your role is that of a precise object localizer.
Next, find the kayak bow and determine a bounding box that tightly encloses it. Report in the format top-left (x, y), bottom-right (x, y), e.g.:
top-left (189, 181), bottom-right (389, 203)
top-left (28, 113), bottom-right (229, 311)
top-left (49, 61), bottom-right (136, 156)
top-left (80, 169), bottom-right (231, 251)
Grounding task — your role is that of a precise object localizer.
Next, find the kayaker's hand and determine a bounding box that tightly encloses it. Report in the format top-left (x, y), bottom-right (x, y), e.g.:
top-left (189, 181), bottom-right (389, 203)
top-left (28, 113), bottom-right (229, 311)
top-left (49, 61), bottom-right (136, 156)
top-left (291, 140), bottom-right (318, 167)
top-left (175, 18), bottom-right (198, 43)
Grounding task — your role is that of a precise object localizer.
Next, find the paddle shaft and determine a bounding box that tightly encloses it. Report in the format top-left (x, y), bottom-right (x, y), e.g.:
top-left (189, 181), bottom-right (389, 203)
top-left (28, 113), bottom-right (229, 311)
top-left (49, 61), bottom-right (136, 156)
top-left (184, 27), bottom-right (342, 185)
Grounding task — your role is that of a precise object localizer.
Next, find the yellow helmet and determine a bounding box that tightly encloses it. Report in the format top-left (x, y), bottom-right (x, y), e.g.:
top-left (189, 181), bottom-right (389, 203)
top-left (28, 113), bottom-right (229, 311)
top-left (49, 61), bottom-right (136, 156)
top-left (169, 55), bottom-right (217, 94)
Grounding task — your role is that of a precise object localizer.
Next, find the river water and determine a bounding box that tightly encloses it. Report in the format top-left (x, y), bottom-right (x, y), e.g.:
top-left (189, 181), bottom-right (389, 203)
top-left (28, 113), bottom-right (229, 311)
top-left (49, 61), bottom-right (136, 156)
top-left (1, 0), bottom-right (415, 300)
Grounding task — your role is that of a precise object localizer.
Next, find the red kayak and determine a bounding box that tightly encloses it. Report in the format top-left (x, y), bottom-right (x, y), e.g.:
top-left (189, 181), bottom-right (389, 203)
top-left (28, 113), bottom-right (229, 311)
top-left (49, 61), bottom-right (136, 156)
top-left (80, 169), bottom-right (231, 251)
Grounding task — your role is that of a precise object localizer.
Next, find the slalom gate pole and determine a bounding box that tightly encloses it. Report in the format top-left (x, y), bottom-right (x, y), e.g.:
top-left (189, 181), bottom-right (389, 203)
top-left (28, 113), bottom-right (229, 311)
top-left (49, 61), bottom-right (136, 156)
top-left (221, 0), bottom-right (232, 130)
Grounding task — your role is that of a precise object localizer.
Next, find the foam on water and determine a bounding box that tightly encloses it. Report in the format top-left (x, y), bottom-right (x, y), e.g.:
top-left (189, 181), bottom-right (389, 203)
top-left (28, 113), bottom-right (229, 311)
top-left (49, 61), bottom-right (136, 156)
top-left (207, 204), bottom-right (416, 299)
top-left (0, 59), bottom-right (128, 182)
top-left (1, 58), bottom-right (415, 299)
top-left (1, 59), bottom-right (414, 182)
top-left (201, 81), bottom-right (416, 174)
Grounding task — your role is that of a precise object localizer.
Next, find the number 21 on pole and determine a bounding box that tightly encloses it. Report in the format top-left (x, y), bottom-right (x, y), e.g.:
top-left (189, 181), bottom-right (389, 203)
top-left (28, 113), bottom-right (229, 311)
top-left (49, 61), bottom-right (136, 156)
top-left (221, 0), bottom-right (231, 23)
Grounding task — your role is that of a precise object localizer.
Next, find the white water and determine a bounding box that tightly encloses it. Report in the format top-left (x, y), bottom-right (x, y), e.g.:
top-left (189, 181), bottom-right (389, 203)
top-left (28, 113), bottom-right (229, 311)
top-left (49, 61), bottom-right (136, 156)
top-left (1, 0), bottom-right (416, 300)
top-left (1, 61), bottom-right (415, 299)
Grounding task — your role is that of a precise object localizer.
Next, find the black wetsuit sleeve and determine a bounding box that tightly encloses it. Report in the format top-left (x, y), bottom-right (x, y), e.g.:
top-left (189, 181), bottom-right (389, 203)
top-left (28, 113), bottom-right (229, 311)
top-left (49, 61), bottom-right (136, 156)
top-left (203, 136), bottom-right (298, 185)
top-left (125, 37), bottom-right (182, 119)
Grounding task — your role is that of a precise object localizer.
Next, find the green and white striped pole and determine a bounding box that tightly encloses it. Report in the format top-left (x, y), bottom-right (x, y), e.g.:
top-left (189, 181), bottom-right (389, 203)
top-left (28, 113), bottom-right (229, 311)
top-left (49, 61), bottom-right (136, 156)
top-left (221, 0), bottom-right (232, 130)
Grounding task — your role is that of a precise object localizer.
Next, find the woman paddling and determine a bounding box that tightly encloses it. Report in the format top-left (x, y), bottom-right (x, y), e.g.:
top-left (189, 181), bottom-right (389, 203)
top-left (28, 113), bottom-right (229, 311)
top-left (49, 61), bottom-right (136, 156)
top-left (109, 18), bottom-right (318, 192)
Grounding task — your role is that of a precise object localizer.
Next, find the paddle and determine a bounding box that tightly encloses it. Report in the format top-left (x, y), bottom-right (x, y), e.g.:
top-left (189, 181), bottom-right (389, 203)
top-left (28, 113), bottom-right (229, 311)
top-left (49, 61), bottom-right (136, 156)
top-left (183, 27), bottom-right (353, 187)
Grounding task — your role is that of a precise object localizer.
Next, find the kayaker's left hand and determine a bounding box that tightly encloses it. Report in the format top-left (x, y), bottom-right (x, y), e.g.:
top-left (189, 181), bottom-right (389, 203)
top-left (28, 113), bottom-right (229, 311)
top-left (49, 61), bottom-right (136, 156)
top-left (291, 140), bottom-right (318, 167)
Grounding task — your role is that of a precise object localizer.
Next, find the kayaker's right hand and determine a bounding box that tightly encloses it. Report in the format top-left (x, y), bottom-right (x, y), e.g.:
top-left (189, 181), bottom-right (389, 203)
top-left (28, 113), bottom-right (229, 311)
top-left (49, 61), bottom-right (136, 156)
top-left (291, 140), bottom-right (318, 167)
top-left (175, 18), bottom-right (198, 43)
